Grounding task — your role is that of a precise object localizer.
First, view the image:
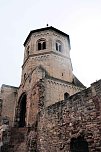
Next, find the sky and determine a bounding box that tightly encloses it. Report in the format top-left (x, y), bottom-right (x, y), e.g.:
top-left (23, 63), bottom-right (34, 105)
top-left (0, 0), bottom-right (101, 87)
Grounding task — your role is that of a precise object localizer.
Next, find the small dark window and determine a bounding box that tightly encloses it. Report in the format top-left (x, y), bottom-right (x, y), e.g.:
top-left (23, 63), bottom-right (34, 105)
top-left (37, 39), bottom-right (46, 50)
top-left (59, 45), bottom-right (61, 52)
top-left (43, 41), bottom-right (46, 49)
top-left (27, 50), bottom-right (29, 55)
top-left (64, 92), bottom-right (69, 100)
top-left (70, 136), bottom-right (89, 152)
top-left (56, 43), bottom-right (58, 51)
top-left (38, 42), bottom-right (41, 50)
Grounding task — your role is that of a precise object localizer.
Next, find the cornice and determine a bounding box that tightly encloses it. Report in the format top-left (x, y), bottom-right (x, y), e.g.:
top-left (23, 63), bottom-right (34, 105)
top-left (22, 51), bottom-right (70, 69)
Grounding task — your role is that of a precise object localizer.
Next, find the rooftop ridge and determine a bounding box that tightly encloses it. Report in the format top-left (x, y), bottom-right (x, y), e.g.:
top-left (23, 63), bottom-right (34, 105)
top-left (24, 26), bottom-right (70, 46)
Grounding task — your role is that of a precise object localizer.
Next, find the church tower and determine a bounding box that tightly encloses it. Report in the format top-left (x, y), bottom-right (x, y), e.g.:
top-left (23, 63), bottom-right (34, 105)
top-left (15, 26), bottom-right (84, 127)
top-left (22, 26), bottom-right (73, 83)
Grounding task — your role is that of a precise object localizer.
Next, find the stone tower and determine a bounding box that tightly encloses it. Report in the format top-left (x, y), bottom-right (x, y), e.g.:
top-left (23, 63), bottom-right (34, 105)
top-left (22, 26), bottom-right (73, 83)
top-left (15, 26), bottom-right (85, 127)
top-left (1, 27), bottom-right (101, 152)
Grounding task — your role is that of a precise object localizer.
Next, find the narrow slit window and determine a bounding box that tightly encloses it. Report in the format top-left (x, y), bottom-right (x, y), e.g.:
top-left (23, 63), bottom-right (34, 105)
top-left (43, 41), bottom-right (46, 49)
top-left (59, 45), bottom-right (61, 52)
top-left (38, 42), bottom-right (41, 50)
top-left (56, 43), bottom-right (58, 51)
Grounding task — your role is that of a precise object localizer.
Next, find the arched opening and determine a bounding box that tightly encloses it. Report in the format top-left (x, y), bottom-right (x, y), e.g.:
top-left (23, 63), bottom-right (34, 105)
top-left (64, 92), bottom-right (70, 100)
top-left (70, 136), bottom-right (89, 152)
top-left (37, 39), bottom-right (46, 50)
top-left (18, 93), bottom-right (27, 127)
top-left (56, 40), bottom-right (62, 52)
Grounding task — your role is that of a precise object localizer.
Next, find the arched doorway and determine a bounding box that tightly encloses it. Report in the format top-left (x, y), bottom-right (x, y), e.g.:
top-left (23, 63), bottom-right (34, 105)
top-left (70, 136), bottom-right (89, 152)
top-left (18, 93), bottom-right (27, 127)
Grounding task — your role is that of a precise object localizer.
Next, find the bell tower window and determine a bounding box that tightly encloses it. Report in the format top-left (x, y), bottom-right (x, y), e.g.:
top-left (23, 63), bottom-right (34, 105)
top-left (43, 41), bottom-right (46, 49)
top-left (38, 42), bottom-right (41, 50)
top-left (56, 41), bottom-right (62, 52)
top-left (37, 39), bottom-right (46, 50)
top-left (56, 42), bottom-right (58, 51)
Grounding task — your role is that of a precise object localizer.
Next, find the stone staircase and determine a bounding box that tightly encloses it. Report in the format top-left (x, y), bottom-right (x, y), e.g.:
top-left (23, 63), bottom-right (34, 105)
top-left (8, 127), bottom-right (28, 152)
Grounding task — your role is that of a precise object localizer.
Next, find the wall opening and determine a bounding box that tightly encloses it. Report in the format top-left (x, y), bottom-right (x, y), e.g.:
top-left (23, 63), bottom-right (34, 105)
top-left (64, 92), bottom-right (70, 100)
top-left (56, 40), bottom-right (62, 52)
top-left (18, 93), bottom-right (27, 127)
top-left (37, 39), bottom-right (46, 50)
top-left (70, 136), bottom-right (89, 152)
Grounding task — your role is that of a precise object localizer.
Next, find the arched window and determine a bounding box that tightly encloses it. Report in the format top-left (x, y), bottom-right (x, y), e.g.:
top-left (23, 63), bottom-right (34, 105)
top-left (70, 136), bottom-right (89, 152)
top-left (56, 40), bottom-right (62, 52)
top-left (37, 39), bottom-right (46, 50)
top-left (64, 92), bottom-right (70, 100)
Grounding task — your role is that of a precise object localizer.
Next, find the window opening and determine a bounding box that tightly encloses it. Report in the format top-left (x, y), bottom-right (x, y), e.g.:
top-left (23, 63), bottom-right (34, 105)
top-left (38, 39), bottom-right (46, 50)
top-left (64, 92), bottom-right (69, 100)
top-left (27, 50), bottom-right (29, 55)
top-left (43, 41), bottom-right (46, 49)
top-left (56, 41), bottom-right (62, 52)
top-left (56, 43), bottom-right (58, 51)
top-left (38, 42), bottom-right (41, 50)
top-left (59, 44), bottom-right (61, 52)
top-left (70, 136), bottom-right (89, 152)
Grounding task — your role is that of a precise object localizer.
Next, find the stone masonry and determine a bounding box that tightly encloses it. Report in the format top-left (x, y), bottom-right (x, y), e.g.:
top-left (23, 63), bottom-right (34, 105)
top-left (37, 79), bottom-right (101, 152)
top-left (0, 26), bottom-right (101, 152)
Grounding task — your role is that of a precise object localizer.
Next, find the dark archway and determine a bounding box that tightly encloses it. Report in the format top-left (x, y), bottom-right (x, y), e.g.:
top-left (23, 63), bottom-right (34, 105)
top-left (70, 136), bottom-right (89, 152)
top-left (18, 93), bottom-right (27, 127)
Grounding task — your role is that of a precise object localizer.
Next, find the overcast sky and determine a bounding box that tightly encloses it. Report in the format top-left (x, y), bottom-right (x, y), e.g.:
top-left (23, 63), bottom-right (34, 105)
top-left (0, 0), bottom-right (101, 87)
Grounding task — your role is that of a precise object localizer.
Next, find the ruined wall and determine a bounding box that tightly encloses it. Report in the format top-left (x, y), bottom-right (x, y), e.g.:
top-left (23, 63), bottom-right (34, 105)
top-left (2, 79), bottom-right (101, 152)
top-left (37, 80), bottom-right (101, 152)
top-left (15, 67), bottom-right (46, 127)
top-left (0, 85), bottom-right (18, 127)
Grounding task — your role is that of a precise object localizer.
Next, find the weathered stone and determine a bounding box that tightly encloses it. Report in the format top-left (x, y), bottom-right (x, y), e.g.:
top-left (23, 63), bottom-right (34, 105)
top-left (0, 26), bottom-right (101, 152)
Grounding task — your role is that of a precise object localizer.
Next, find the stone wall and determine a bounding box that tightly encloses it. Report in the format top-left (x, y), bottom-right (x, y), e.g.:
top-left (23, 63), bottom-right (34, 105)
top-left (2, 80), bottom-right (101, 152)
top-left (22, 52), bottom-right (73, 85)
top-left (0, 85), bottom-right (18, 127)
top-left (15, 67), bottom-right (46, 127)
top-left (44, 77), bottom-right (83, 107)
top-left (37, 80), bottom-right (101, 152)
